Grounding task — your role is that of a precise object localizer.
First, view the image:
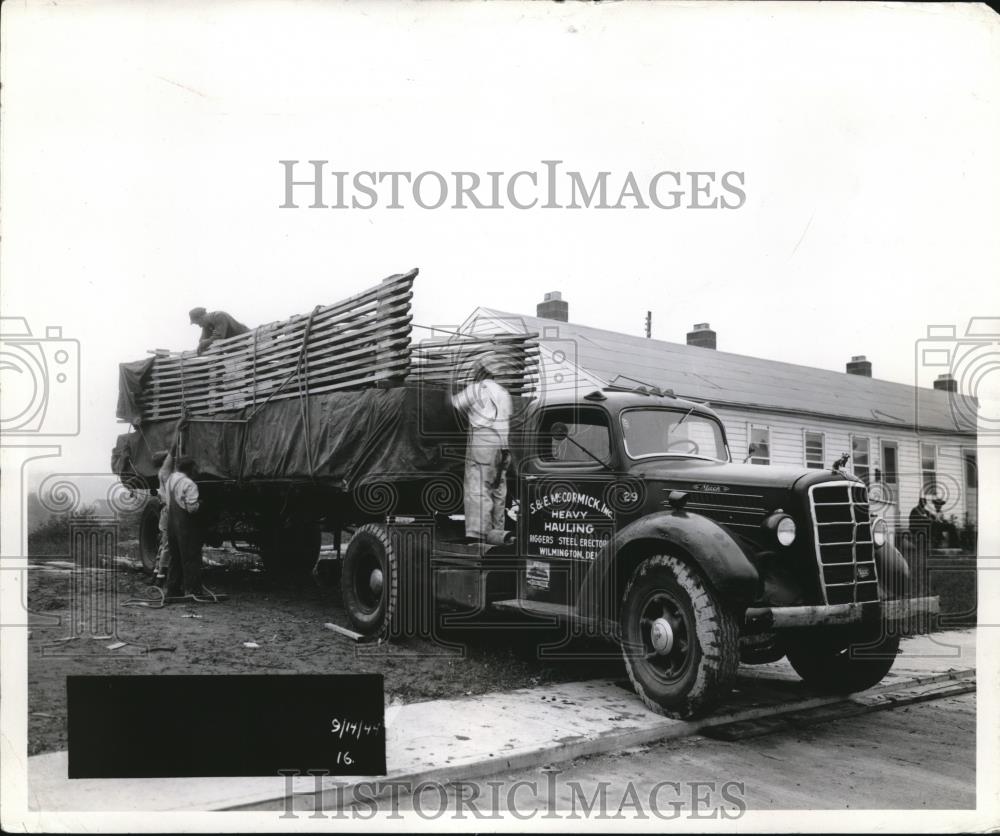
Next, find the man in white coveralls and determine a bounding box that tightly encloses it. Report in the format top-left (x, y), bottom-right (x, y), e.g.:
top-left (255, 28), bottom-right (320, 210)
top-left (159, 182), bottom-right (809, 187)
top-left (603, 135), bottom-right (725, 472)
top-left (450, 355), bottom-right (513, 545)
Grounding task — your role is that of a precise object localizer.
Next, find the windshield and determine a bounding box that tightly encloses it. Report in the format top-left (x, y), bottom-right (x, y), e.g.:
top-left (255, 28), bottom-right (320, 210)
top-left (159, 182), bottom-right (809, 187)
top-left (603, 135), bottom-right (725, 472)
top-left (620, 408), bottom-right (729, 462)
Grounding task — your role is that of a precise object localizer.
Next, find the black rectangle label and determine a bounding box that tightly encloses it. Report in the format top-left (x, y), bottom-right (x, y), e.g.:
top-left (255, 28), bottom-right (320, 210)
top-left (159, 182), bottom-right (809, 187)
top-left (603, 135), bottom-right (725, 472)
top-left (67, 675), bottom-right (386, 778)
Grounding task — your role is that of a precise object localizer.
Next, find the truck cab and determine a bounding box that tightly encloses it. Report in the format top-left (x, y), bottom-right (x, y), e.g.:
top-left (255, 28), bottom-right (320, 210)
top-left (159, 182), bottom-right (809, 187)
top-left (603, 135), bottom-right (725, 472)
top-left (342, 387), bottom-right (938, 719)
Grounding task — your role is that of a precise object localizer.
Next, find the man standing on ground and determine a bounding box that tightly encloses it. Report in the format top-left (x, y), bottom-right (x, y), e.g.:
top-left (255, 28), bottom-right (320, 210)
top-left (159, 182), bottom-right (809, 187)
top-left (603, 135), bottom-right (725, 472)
top-left (150, 450), bottom-right (173, 587)
top-left (909, 496), bottom-right (934, 532)
top-left (450, 355), bottom-right (513, 545)
top-left (162, 419), bottom-right (209, 599)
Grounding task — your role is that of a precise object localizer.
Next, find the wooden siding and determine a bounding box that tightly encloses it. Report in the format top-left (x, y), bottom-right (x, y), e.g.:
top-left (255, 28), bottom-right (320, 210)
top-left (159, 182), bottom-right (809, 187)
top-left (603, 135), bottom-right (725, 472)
top-left (714, 406), bottom-right (977, 527)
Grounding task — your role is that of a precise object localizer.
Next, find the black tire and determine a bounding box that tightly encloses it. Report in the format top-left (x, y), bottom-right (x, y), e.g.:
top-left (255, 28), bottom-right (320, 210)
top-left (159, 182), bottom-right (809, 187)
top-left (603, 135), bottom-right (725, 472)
top-left (784, 629), bottom-right (900, 694)
top-left (138, 499), bottom-right (163, 574)
top-left (620, 554), bottom-right (739, 719)
top-left (341, 523), bottom-right (398, 638)
top-left (260, 522), bottom-right (322, 576)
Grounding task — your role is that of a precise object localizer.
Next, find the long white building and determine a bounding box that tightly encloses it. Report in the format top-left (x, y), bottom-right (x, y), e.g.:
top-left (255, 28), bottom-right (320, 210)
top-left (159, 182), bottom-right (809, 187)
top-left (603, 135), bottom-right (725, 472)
top-left (460, 292), bottom-right (979, 533)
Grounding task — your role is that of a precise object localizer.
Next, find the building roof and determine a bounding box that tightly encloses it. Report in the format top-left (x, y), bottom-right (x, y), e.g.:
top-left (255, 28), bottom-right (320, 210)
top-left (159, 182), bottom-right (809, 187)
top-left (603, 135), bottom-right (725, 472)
top-left (463, 308), bottom-right (977, 436)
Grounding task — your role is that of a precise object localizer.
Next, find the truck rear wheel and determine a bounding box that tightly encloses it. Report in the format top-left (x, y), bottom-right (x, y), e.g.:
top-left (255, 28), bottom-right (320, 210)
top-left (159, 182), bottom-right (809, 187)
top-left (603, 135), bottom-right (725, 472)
top-left (341, 523), bottom-right (397, 638)
top-left (784, 630), bottom-right (900, 693)
top-left (138, 499), bottom-right (163, 574)
top-left (621, 554), bottom-right (739, 719)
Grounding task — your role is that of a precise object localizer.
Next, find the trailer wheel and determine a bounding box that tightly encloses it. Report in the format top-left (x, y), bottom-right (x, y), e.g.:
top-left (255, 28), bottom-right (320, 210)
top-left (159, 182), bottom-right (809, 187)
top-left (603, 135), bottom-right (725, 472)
top-left (783, 629), bottom-right (900, 694)
top-left (138, 499), bottom-right (163, 574)
top-left (341, 523), bottom-right (397, 639)
top-left (621, 554), bottom-right (739, 719)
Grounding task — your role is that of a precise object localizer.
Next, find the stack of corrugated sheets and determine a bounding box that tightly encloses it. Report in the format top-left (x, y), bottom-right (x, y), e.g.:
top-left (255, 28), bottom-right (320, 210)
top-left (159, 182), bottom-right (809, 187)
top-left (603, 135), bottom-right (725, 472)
top-left (137, 269), bottom-right (417, 420)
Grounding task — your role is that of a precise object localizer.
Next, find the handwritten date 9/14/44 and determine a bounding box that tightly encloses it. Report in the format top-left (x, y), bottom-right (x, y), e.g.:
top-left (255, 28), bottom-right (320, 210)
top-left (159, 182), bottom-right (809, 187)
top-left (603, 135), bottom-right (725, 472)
top-left (332, 718), bottom-right (383, 740)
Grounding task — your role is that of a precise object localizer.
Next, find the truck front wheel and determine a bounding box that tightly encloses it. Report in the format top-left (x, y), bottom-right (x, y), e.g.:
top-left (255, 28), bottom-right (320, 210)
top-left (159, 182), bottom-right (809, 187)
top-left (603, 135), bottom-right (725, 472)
top-left (783, 629), bottom-right (900, 694)
top-left (621, 554), bottom-right (739, 719)
top-left (341, 523), bottom-right (397, 638)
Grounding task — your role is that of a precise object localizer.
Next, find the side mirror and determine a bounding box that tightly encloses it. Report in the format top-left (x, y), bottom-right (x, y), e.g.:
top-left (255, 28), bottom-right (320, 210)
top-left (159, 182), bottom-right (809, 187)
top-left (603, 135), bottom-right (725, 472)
top-left (747, 443), bottom-right (757, 456)
top-left (550, 421), bottom-right (569, 441)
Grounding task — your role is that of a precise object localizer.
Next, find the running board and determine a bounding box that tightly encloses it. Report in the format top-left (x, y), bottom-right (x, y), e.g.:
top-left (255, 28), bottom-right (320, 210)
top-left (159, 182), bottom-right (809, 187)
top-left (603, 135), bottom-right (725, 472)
top-left (491, 598), bottom-right (616, 634)
top-left (492, 598), bottom-right (577, 620)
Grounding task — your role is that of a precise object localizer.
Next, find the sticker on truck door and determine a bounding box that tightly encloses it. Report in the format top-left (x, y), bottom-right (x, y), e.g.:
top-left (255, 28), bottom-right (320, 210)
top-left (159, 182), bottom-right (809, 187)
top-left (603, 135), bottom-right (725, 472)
top-left (526, 560), bottom-right (551, 590)
top-left (526, 482), bottom-right (614, 561)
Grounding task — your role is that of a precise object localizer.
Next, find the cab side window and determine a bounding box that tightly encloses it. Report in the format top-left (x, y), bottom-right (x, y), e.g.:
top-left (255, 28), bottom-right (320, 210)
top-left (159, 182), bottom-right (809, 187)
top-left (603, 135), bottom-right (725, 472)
top-left (538, 408), bottom-right (612, 465)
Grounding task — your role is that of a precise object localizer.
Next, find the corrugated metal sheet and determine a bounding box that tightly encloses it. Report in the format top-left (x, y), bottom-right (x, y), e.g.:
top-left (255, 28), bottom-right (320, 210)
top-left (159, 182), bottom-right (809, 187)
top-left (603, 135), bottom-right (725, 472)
top-left (465, 308), bottom-right (976, 435)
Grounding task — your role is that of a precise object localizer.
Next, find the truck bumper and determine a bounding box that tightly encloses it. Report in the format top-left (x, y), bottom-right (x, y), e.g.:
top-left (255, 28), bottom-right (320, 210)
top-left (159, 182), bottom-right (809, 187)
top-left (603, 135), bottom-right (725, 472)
top-left (745, 595), bottom-right (940, 633)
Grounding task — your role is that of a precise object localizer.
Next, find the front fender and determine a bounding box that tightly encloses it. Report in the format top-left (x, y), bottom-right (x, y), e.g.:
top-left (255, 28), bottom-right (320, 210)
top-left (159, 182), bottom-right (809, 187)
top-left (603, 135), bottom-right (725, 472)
top-left (877, 543), bottom-right (911, 599)
top-left (577, 510), bottom-right (760, 621)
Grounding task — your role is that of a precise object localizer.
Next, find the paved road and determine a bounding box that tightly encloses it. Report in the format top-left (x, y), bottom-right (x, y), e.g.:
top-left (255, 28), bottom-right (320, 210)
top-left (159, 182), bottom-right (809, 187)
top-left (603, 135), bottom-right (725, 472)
top-left (372, 692), bottom-right (975, 815)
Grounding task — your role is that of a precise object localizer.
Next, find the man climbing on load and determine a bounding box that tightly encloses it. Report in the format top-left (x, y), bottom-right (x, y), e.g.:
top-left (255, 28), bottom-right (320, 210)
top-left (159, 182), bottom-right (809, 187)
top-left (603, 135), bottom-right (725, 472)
top-left (450, 354), bottom-right (513, 545)
top-left (189, 307), bottom-right (249, 355)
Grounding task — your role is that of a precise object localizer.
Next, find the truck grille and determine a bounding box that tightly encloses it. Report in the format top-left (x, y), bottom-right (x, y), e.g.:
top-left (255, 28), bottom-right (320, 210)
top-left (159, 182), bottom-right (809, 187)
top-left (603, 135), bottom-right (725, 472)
top-left (807, 482), bottom-right (879, 605)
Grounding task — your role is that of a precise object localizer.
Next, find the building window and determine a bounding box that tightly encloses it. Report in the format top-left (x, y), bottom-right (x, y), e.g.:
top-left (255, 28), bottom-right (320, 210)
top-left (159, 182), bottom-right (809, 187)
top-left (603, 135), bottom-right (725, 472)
top-left (748, 425), bottom-right (770, 465)
top-left (921, 442), bottom-right (937, 496)
top-left (965, 451), bottom-right (977, 490)
top-left (880, 441), bottom-right (898, 485)
top-left (804, 431), bottom-right (825, 469)
top-left (851, 435), bottom-right (871, 483)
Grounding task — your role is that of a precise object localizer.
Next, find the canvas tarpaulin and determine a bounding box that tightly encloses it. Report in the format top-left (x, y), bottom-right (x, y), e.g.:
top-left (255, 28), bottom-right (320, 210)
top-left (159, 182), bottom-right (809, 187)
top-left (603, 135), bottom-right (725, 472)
top-left (117, 357), bottom-right (156, 425)
top-left (111, 385), bottom-right (470, 490)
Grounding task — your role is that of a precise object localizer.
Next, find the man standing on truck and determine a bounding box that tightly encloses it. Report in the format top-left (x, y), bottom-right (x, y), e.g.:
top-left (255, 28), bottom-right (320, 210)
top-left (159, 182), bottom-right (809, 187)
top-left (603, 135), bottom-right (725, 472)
top-left (450, 355), bottom-right (512, 545)
top-left (189, 307), bottom-right (249, 354)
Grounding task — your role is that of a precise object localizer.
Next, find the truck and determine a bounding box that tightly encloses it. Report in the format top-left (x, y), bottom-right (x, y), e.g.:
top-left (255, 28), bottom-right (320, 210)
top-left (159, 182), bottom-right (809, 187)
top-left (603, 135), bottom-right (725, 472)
top-left (112, 270), bottom-right (939, 718)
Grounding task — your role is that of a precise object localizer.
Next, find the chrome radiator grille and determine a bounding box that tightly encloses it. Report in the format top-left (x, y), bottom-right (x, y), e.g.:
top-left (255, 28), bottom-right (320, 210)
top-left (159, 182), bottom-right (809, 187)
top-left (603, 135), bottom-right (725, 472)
top-left (808, 482), bottom-right (879, 605)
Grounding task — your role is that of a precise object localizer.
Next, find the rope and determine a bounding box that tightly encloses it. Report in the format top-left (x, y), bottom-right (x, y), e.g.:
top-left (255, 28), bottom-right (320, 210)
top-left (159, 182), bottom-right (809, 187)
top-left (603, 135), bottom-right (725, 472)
top-left (135, 425), bottom-right (156, 457)
top-left (411, 323), bottom-right (480, 339)
top-left (179, 356), bottom-right (188, 415)
top-left (297, 306), bottom-right (321, 479)
top-left (121, 586), bottom-right (167, 608)
top-left (121, 584), bottom-right (225, 608)
top-left (251, 328), bottom-right (258, 411)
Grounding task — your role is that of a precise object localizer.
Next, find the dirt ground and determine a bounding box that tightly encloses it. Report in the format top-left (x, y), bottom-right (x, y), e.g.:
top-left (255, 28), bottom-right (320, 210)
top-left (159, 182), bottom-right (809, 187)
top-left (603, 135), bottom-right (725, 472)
top-left (26, 549), bottom-right (625, 756)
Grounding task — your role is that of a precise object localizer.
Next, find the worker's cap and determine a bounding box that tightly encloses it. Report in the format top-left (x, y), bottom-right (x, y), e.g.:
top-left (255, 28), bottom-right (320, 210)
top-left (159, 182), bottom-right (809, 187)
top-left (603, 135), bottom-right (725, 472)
top-left (151, 450), bottom-right (168, 468)
top-left (177, 455), bottom-right (197, 474)
top-left (189, 307), bottom-right (207, 323)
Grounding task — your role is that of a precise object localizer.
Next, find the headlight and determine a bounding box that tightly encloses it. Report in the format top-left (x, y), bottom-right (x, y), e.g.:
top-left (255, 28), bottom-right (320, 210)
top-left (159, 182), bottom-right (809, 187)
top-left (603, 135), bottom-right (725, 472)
top-left (763, 511), bottom-right (797, 546)
top-left (776, 516), bottom-right (797, 546)
top-left (872, 517), bottom-right (888, 548)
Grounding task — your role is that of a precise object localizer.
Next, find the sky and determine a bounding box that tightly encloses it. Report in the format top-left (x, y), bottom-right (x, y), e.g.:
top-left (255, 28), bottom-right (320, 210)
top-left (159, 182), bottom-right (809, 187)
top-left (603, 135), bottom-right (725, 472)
top-left (2, 0), bottom-right (999, 482)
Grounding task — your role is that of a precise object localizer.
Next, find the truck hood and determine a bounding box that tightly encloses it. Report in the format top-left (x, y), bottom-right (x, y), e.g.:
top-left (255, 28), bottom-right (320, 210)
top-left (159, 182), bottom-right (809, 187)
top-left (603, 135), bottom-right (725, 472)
top-left (628, 458), bottom-right (855, 492)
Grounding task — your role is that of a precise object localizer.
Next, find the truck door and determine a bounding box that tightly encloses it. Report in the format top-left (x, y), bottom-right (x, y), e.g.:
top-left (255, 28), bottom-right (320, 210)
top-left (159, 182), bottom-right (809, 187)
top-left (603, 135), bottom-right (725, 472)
top-left (519, 406), bottom-right (617, 605)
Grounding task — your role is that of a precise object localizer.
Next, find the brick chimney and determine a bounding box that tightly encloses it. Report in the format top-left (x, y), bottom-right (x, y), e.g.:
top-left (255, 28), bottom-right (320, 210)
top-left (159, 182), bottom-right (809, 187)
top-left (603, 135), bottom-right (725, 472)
top-left (933, 373), bottom-right (957, 392)
top-left (686, 323), bottom-right (716, 349)
top-left (846, 355), bottom-right (872, 377)
top-left (537, 291), bottom-right (568, 322)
